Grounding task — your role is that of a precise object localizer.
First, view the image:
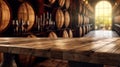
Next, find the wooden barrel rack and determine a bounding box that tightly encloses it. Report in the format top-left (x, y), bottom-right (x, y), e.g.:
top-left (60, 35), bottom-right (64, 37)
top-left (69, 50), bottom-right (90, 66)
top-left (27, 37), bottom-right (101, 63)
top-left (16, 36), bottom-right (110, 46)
top-left (0, 0), bottom-right (94, 36)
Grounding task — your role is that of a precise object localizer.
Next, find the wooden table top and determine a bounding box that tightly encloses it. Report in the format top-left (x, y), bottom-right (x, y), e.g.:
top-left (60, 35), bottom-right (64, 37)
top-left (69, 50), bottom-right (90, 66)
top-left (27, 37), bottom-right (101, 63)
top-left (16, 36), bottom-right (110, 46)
top-left (0, 37), bottom-right (120, 66)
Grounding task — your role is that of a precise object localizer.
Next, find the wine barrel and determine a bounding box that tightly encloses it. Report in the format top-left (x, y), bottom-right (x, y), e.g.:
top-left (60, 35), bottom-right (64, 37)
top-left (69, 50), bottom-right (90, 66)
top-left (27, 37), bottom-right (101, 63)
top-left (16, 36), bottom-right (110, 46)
top-left (0, 0), bottom-right (10, 32)
top-left (79, 4), bottom-right (83, 13)
top-left (58, 0), bottom-right (65, 7)
top-left (84, 16), bottom-right (87, 25)
top-left (55, 29), bottom-right (69, 38)
top-left (18, 2), bottom-right (35, 31)
top-left (63, 30), bottom-right (69, 38)
top-left (68, 0), bottom-right (81, 28)
top-left (82, 26), bottom-right (86, 36)
top-left (78, 14), bottom-right (81, 26)
top-left (80, 14), bottom-right (83, 25)
top-left (48, 31), bottom-right (58, 39)
top-left (70, 13), bottom-right (81, 28)
top-left (56, 29), bottom-right (72, 38)
top-left (83, 15), bottom-right (86, 25)
top-left (49, 0), bottom-right (56, 4)
top-left (69, 29), bottom-right (73, 38)
top-left (54, 8), bottom-right (64, 29)
top-left (78, 14), bottom-right (84, 26)
top-left (79, 26), bottom-right (83, 37)
top-left (69, 0), bottom-right (79, 12)
top-left (65, 0), bottom-right (70, 9)
top-left (73, 26), bottom-right (83, 37)
top-left (64, 11), bottom-right (70, 28)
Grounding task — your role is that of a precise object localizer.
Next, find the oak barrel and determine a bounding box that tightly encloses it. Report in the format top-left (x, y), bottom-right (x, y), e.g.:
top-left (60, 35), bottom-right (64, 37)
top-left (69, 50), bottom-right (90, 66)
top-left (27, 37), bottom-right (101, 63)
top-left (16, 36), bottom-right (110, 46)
top-left (48, 31), bottom-right (58, 39)
top-left (55, 29), bottom-right (69, 38)
top-left (64, 11), bottom-right (70, 28)
top-left (0, 0), bottom-right (10, 32)
top-left (63, 30), bottom-right (69, 38)
top-left (78, 14), bottom-right (84, 26)
top-left (79, 26), bottom-right (83, 37)
top-left (79, 4), bottom-right (83, 13)
top-left (83, 15), bottom-right (86, 25)
top-left (69, 29), bottom-right (73, 38)
top-left (73, 26), bottom-right (83, 37)
top-left (82, 26), bottom-right (86, 36)
top-left (65, 0), bottom-right (70, 9)
top-left (80, 14), bottom-right (83, 25)
top-left (70, 13), bottom-right (81, 28)
top-left (18, 2), bottom-right (35, 31)
top-left (54, 8), bottom-right (64, 29)
top-left (84, 26), bottom-right (87, 35)
top-left (78, 14), bottom-right (81, 26)
top-left (68, 0), bottom-right (81, 28)
top-left (58, 0), bottom-right (65, 7)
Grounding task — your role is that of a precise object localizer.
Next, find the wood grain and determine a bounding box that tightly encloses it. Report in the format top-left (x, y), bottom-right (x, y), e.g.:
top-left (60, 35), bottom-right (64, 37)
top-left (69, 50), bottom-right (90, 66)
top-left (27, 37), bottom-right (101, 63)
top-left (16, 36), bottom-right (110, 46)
top-left (0, 37), bottom-right (119, 66)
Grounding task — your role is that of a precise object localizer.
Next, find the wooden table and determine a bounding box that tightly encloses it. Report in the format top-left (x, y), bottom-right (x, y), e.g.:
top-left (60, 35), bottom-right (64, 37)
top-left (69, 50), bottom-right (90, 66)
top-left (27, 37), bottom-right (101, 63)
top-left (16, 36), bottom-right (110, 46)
top-left (0, 37), bottom-right (120, 67)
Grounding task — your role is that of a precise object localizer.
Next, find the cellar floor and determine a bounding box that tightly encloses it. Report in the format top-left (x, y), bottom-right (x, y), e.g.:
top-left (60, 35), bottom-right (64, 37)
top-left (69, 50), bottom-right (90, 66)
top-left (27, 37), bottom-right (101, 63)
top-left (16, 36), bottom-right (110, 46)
top-left (84, 30), bottom-right (119, 38)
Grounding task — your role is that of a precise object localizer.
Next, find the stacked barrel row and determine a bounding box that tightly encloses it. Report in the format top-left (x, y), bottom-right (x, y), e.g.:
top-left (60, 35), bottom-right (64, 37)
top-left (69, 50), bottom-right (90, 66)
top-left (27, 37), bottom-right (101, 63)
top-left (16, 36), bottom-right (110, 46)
top-left (0, 0), bottom-right (36, 36)
top-left (113, 15), bottom-right (120, 35)
top-left (33, 0), bottom-right (73, 38)
top-left (68, 0), bottom-right (92, 37)
top-left (41, 0), bottom-right (93, 38)
top-left (40, 0), bottom-right (93, 38)
top-left (0, 0), bottom-right (93, 38)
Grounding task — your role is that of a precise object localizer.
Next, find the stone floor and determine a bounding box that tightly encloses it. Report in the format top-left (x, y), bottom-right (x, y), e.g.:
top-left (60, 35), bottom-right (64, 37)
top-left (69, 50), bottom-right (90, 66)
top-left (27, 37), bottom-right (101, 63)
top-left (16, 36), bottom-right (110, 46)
top-left (84, 30), bottom-right (119, 38)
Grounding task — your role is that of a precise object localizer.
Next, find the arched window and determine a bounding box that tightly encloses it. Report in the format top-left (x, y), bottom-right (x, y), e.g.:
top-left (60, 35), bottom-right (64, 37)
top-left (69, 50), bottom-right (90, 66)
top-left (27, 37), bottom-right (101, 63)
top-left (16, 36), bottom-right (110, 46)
top-left (95, 1), bottom-right (112, 30)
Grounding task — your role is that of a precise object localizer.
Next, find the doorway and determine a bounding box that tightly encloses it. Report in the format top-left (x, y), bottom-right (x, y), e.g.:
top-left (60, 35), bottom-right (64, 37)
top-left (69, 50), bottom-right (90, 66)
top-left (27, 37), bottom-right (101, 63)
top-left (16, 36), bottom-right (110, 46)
top-left (95, 1), bottom-right (112, 30)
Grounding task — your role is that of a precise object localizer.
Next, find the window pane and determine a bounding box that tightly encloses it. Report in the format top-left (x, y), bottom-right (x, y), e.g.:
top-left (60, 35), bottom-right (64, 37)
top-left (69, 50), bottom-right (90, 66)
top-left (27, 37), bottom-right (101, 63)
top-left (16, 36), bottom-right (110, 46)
top-left (95, 1), bottom-right (112, 30)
